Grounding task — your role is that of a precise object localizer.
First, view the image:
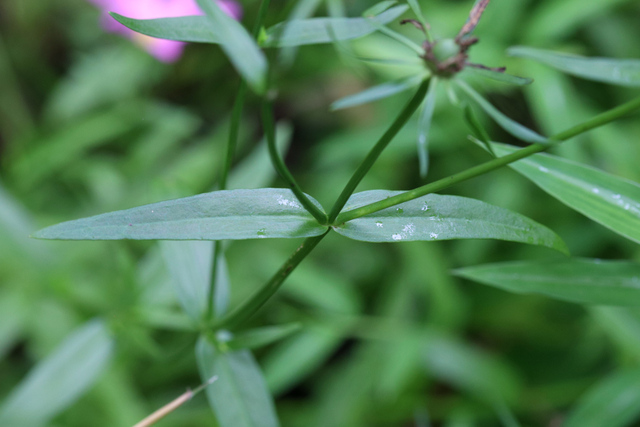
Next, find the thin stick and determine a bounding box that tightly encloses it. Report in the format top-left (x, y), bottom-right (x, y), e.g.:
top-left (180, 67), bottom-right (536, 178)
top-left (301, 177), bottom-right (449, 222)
top-left (133, 376), bottom-right (218, 427)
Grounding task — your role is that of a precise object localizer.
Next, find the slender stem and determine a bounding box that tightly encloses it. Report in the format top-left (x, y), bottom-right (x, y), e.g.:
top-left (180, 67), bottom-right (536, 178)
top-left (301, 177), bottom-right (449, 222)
top-left (206, 0), bottom-right (271, 321)
top-left (261, 100), bottom-right (328, 224)
top-left (205, 240), bottom-right (223, 320)
top-left (213, 231), bottom-right (329, 330)
top-left (335, 94), bottom-right (640, 224)
top-left (252, 0), bottom-right (271, 38)
top-left (552, 95), bottom-right (640, 140)
top-left (218, 83), bottom-right (247, 190)
top-left (328, 79), bottom-right (431, 222)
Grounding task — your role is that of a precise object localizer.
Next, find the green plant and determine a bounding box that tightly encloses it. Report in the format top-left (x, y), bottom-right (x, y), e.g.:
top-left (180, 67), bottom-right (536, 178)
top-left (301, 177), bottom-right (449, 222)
top-left (3, 1), bottom-right (640, 426)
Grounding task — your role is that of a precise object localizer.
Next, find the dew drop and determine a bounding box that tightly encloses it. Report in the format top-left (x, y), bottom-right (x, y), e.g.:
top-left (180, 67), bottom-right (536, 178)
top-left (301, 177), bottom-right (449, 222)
top-left (429, 232), bottom-right (438, 239)
top-left (376, 221), bottom-right (384, 228)
top-left (257, 228), bottom-right (267, 238)
top-left (392, 233), bottom-right (403, 241)
top-left (403, 223), bottom-right (415, 235)
top-left (421, 203), bottom-right (429, 212)
top-left (538, 166), bottom-right (549, 173)
top-left (592, 188), bottom-right (600, 194)
top-left (396, 208), bottom-right (404, 214)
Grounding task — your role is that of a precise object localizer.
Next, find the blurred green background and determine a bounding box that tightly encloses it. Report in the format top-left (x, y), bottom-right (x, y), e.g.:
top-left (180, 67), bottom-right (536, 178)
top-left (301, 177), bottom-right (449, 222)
top-left (2, 0), bottom-right (640, 426)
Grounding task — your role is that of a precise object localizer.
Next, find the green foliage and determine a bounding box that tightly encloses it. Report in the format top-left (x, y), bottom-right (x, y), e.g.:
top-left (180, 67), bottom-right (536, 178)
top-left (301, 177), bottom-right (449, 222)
top-left (196, 336), bottom-right (279, 427)
top-left (262, 5), bottom-right (408, 47)
top-left (509, 46), bottom-right (640, 86)
top-left (493, 143), bottom-right (640, 244)
top-left (564, 369), bottom-right (640, 427)
top-left (0, 321), bottom-right (113, 426)
top-left (2, 0), bottom-right (640, 426)
top-left (33, 189), bottom-right (328, 241)
top-left (333, 190), bottom-right (568, 252)
top-left (455, 258), bottom-right (640, 306)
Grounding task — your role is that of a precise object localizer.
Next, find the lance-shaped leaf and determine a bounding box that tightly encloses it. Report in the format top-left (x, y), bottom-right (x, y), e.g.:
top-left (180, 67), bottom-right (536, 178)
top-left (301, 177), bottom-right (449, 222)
top-left (331, 74), bottom-right (424, 110)
top-left (493, 143), bottom-right (640, 244)
top-left (363, 1), bottom-right (398, 17)
top-left (455, 80), bottom-right (549, 144)
top-left (195, 0), bottom-right (267, 94)
top-left (455, 258), bottom-right (640, 306)
top-left (333, 190), bottom-right (568, 253)
top-left (463, 66), bottom-right (533, 86)
top-left (0, 320), bottom-right (113, 426)
top-left (263, 323), bottom-right (344, 395)
top-left (564, 369), bottom-right (640, 427)
top-left (34, 189), bottom-right (328, 241)
top-left (262, 5), bottom-right (408, 47)
top-left (196, 337), bottom-right (279, 427)
top-left (417, 76), bottom-right (438, 178)
top-left (110, 14), bottom-right (221, 44)
top-left (508, 46), bottom-right (640, 87)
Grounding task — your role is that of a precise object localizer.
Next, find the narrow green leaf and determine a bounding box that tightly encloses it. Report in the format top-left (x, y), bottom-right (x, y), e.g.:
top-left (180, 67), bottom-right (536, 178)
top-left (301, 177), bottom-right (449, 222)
top-left (363, 1), bottom-right (398, 17)
top-left (463, 105), bottom-right (495, 156)
top-left (262, 5), bottom-right (409, 47)
top-left (225, 323), bottom-right (302, 350)
top-left (333, 190), bottom-right (568, 253)
top-left (160, 241), bottom-right (229, 322)
top-left (417, 77), bottom-right (438, 178)
top-left (493, 143), bottom-right (640, 244)
top-left (356, 56), bottom-right (422, 66)
top-left (455, 80), bottom-right (549, 144)
top-left (463, 66), bottom-right (533, 86)
top-left (34, 189), bottom-right (328, 241)
top-left (564, 369), bottom-right (640, 427)
top-left (109, 13), bottom-right (221, 43)
top-left (455, 258), bottom-right (640, 306)
top-left (331, 74), bottom-right (423, 110)
top-left (196, 336), bottom-right (279, 427)
top-left (195, 0), bottom-right (267, 94)
top-left (263, 324), bottom-right (343, 395)
top-left (0, 320), bottom-right (113, 426)
top-left (509, 46), bottom-right (640, 87)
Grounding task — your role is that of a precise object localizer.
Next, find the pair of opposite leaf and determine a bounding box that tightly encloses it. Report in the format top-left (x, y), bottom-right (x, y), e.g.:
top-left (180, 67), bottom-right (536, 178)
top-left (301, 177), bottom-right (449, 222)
top-left (35, 0), bottom-right (640, 252)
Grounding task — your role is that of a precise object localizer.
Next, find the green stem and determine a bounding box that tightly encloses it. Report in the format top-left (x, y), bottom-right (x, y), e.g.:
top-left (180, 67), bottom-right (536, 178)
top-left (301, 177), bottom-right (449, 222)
top-left (205, 240), bottom-right (223, 320)
top-left (213, 231), bottom-right (329, 330)
top-left (251, 0), bottom-right (271, 38)
top-left (218, 83), bottom-right (247, 191)
top-left (206, 0), bottom-right (271, 321)
top-left (261, 100), bottom-right (328, 224)
top-left (328, 79), bottom-right (431, 222)
top-left (335, 94), bottom-right (640, 224)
